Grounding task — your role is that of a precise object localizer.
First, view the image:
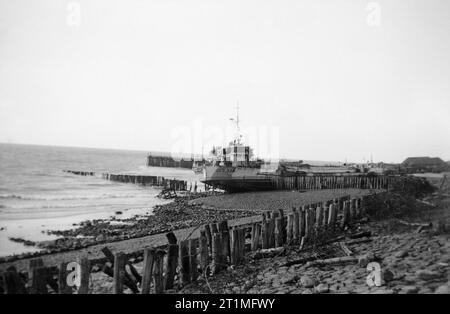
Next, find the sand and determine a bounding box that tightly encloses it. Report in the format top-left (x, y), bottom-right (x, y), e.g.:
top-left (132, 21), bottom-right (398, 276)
top-left (194, 188), bottom-right (376, 211)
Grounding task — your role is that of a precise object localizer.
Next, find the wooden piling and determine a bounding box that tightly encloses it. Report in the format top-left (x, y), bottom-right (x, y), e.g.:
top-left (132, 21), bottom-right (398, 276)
top-left (268, 217), bottom-right (276, 248)
top-left (210, 223), bottom-right (219, 235)
top-left (277, 209), bottom-right (286, 243)
top-left (299, 207), bottom-right (306, 237)
top-left (211, 233), bottom-right (222, 274)
top-left (323, 205), bottom-right (329, 229)
top-left (231, 228), bottom-right (239, 265)
top-left (261, 221), bottom-right (269, 249)
top-left (199, 230), bottom-right (209, 273)
top-left (153, 250), bottom-right (165, 294)
top-left (293, 209), bottom-right (300, 244)
top-left (204, 224), bottom-right (212, 255)
top-left (251, 223), bottom-right (260, 251)
top-left (286, 214), bottom-right (294, 245)
top-left (275, 217), bottom-right (284, 247)
top-left (165, 232), bottom-right (179, 290)
top-left (113, 252), bottom-right (126, 294)
top-left (349, 199), bottom-right (356, 220)
top-left (141, 248), bottom-right (155, 294)
top-left (355, 198), bottom-right (361, 217)
top-left (28, 258), bottom-right (47, 294)
top-left (304, 208), bottom-right (311, 240)
top-left (327, 203), bottom-right (336, 231)
top-left (77, 256), bottom-right (90, 294)
top-left (179, 240), bottom-right (191, 284)
top-left (58, 262), bottom-right (72, 294)
top-left (315, 206), bottom-right (324, 234)
top-left (3, 266), bottom-right (27, 294)
top-left (189, 238), bottom-right (198, 282)
top-left (217, 220), bottom-right (230, 263)
top-left (237, 228), bottom-right (245, 264)
top-left (342, 201), bottom-right (350, 228)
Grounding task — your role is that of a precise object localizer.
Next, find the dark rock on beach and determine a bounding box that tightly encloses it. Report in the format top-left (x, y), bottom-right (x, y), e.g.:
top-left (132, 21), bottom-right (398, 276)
top-left (36, 197), bottom-right (258, 253)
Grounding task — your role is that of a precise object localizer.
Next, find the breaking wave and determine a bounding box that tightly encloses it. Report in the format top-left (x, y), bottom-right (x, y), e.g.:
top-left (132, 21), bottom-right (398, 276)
top-left (0, 193), bottom-right (142, 201)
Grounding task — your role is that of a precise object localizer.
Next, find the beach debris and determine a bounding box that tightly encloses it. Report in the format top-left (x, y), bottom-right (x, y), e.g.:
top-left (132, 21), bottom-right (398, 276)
top-left (251, 247), bottom-right (285, 260)
top-left (395, 219), bottom-right (432, 228)
top-left (306, 256), bottom-right (359, 268)
top-left (101, 247), bottom-right (139, 293)
top-left (343, 237), bottom-right (372, 245)
top-left (339, 242), bottom-right (353, 256)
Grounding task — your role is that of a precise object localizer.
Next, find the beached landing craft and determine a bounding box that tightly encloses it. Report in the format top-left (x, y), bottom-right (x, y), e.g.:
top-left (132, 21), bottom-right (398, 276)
top-left (201, 108), bottom-right (359, 193)
top-left (200, 107), bottom-right (274, 192)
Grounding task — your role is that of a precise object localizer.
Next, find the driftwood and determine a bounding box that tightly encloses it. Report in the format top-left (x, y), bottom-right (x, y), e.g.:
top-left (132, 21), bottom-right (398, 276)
top-left (305, 256), bottom-right (358, 268)
top-left (252, 247), bottom-right (285, 260)
top-left (101, 247), bottom-right (142, 284)
top-left (102, 264), bottom-right (139, 293)
top-left (348, 231), bottom-right (372, 239)
top-left (344, 237), bottom-right (372, 245)
top-left (396, 219), bottom-right (432, 228)
top-left (281, 255), bottom-right (320, 267)
top-left (339, 242), bottom-right (353, 256)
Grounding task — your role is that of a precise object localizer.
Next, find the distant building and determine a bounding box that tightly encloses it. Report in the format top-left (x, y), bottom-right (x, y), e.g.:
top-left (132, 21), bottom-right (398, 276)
top-left (401, 157), bottom-right (449, 173)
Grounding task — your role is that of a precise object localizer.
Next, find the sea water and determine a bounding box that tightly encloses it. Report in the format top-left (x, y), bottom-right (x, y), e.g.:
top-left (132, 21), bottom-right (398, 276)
top-left (0, 143), bottom-right (203, 257)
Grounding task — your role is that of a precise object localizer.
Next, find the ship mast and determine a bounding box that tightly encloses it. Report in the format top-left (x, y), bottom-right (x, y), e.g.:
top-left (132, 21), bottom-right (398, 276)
top-left (230, 102), bottom-right (242, 144)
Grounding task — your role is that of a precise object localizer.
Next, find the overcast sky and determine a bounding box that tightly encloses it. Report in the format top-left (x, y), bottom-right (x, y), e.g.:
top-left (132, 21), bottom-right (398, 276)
top-left (1, 0), bottom-right (449, 163)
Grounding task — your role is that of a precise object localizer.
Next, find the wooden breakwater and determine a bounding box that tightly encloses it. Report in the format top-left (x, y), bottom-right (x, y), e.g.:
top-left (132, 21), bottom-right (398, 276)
top-left (1, 193), bottom-right (375, 294)
top-left (63, 170), bottom-right (188, 191)
top-left (147, 154), bottom-right (194, 169)
top-left (271, 174), bottom-right (399, 191)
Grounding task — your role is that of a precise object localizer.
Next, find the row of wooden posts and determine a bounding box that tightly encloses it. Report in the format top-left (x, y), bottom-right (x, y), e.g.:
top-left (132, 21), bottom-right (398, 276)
top-left (271, 174), bottom-right (396, 191)
top-left (1, 193), bottom-right (371, 294)
top-left (102, 173), bottom-right (188, 191)
top-left (65, 169), bottom-right (394, 193)
top-left (64, 170), bottom-right (188, 191)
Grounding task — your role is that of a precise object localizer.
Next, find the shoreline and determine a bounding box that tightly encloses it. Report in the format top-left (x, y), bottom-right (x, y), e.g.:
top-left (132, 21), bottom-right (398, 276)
top-left (0, 188), bottom-right (375, 269)
top-left (1, 192), bottom-right (253, 262)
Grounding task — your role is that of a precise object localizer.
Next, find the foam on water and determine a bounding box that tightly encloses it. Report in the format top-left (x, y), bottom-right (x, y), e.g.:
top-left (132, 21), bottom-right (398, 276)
top-left (0, 143), bottom-right (203, 257)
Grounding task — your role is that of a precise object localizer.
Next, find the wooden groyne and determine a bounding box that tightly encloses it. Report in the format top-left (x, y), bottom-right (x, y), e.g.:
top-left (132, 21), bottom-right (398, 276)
top-left (63, 170), bottom-right (188, 191)
top-left (63, 170), bottom-right (95, 176)
top-left (1, 193), bottom-right (375, 294)
top-left (147, 154), bottom-right (194, 169)
top-left (271, 174), bottom-right (398, 191)
top-left (102, 173), bottom-right (188, 191)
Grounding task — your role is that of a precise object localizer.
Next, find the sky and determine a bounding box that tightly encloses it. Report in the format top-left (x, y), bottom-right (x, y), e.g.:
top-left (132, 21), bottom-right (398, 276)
top-left (0, 0), bottom-right (449, 163)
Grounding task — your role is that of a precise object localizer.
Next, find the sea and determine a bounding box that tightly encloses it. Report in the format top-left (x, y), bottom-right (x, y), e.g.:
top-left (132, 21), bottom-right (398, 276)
top-left (0, 143), bottom-right (203, 257)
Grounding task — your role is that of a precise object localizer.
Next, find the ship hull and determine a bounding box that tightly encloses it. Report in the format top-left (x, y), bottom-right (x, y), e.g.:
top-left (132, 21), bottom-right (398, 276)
top-left (201, 166), bottom-right (274, 192)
